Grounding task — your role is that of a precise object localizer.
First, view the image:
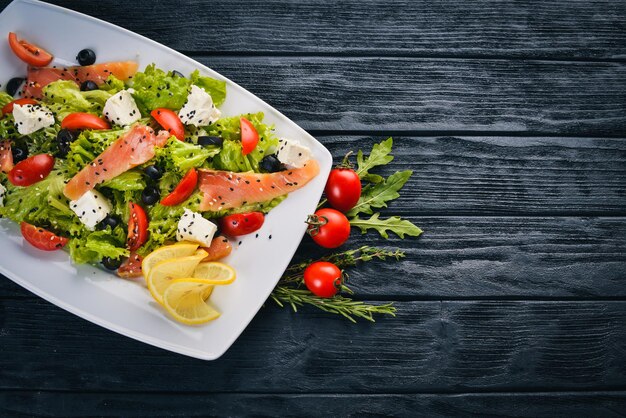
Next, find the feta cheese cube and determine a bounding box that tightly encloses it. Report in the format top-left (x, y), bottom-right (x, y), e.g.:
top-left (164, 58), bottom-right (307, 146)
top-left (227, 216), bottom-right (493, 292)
top-left (178, 85), bottom-right (221, 127)
top-left (69, 190), bottom-right (112, 231)
top-left (0, 183), bottom-right (6, 207)
top-left (176, 208), bottom-right (217, 247)
top-left (12, 104), bottom-right (55, 135)
top-left (276, 138), bottom-right (312, 168)
top-left (103, 89), bottom-right (141, 126)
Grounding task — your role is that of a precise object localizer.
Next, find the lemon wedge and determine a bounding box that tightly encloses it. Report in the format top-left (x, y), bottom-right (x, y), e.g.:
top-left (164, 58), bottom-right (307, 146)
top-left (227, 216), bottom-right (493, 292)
top-left (146, 249), bottom-right (207, 305)
top-left (192, 262), bottom-right (237, 285)
top-left (141, 242), bottom-right (200, 277)
top-left (162, 278), bottom-right (221, 325)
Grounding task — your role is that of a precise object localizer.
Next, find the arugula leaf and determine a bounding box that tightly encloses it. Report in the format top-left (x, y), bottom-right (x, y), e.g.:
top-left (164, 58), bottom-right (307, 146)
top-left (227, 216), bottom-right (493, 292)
top-left (356, 137), bottom-right (394, 183)
top-left (350, 213), bottom-right (423, 239)
top-left (347, 170), bottom-right (412, 216)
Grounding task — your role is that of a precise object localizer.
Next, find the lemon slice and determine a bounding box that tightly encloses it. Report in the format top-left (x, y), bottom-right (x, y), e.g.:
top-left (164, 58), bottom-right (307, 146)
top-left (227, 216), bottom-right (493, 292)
top-left (162, 279), bottom-right (221, 325)
top-left (192, 262), bottom-right (237, 285)
top-left (146, 249), bottom-right (207, 305)
top-left (141, 242), bottom-right (200, 277)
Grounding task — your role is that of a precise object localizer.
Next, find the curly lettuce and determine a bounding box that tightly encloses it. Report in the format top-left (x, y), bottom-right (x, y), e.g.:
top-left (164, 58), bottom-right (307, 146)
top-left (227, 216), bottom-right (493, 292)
top-left (42, 80), bottom-right (112, 120)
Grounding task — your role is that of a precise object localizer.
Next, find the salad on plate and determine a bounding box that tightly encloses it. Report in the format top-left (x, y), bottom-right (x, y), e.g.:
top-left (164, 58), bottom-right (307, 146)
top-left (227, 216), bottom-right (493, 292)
top-left (0, 32), bottom-right (320, 324)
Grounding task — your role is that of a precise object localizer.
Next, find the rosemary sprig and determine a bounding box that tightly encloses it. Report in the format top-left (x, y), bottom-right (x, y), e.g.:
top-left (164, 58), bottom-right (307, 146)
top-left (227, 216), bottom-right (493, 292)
top-left (271, 246), bottom-right (404, 322)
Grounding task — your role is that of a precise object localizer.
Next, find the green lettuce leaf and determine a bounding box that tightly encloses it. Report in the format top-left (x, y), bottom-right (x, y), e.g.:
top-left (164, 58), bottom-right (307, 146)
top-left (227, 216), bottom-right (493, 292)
top-left (42, 80), bottom-right (112, 120)
top-left (210, 112), bottom-right (279, 172)
top-left (100, 170), bottom-right (146, 191)
top-left (350, 213), bottom-right (422, 239)
top-left (154, 136), bottom-right (219, 175)
top-left (69, 229), bottom-right (128, 264)
top-left (100, 75), bottom-right (126, 94)
top-left (130, 64), bottom-right (191, 111)
top-left (0, 115), bottom-right (18, 139)
top-left (190, 70), bottom-right (227, 107)
top-left (0, 92), bottom-right (13, 108)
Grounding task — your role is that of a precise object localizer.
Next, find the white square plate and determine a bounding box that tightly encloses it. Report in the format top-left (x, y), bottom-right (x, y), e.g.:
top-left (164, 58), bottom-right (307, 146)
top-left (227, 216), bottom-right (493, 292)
top-left (0, 0), bottom-right (331, 359)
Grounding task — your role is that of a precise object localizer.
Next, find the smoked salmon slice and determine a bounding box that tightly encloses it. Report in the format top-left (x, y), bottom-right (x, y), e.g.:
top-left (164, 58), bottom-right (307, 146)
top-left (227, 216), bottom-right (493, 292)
top-left (63, 125), bottom-right (169, 201)
top-left (22, 61), bottom-right (139, 99)
top-left (0, 140), bottom-right (13, 173)
top-left (198, 159), bottom-right (320, 211)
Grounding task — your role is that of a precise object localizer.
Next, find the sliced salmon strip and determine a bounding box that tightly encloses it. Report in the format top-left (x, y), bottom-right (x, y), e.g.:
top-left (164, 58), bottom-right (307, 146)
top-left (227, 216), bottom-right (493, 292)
top-left (200, 236), bottom-right (232, 262)
top-left (198, 159), bottom-right (320, 212)
top-left (63, 125), bottom-right (169, 201)
top-left (0, 141), bottom-right (14, 173)
top-left (23, 61), bottom-right (138, 99)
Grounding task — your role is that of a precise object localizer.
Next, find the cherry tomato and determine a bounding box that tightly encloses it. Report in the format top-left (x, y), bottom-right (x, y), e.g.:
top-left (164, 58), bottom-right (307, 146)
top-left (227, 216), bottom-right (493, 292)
top-left (220, 212), bottom-right (265, 236)
top-left (61, 113), bottom-right (110, 131)
top-left (201, 235), bottom-right (233, 261)
top-left (2, 98), bottom-right (38, 116)
top-left (160, 168), bottom-right (198, 206)
top-left (8, 32), bottom-right (53, 67)
top-left (325, 168), bottom-right (362, 212)
top-left (240, 117), bottom-right (259, 155)
top-left (304, 261), bottom-right (342, 298)
top-left (8, 154), bottom-right (55, 187)
top-left (20, 222), bottom-right (68, 251)
top-left (151, 108), bottom-right (184, 141)
top-left (307, 208), bottom-right (350, 248)
top-left (127, 202), bottom-right (149, 251)
top-left (117, 252), bottom-right (143, 278)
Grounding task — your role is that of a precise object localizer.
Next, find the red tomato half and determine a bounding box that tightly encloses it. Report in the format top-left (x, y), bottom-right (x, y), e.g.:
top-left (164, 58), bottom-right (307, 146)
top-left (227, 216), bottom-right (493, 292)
top-left (240, 117), bottom-right (259, 155)
top-left (127, 202), bottom-right (149, 251)
top-left (8, 154), bottom-right (55, 187)
top-left (160, 168), bottom-right (198, 206)
top-left (307, 208), bottom-right (350, 248)
top-left (325, 168), bottom-right (362, 212)
top-left (8, 32), bottom-right (53, 67)
top-left (151, 108), bottom-right (184, 141)
top-left (219, 212), bottom-right (265, 236)
top-left (61, 113), bottom-right (110, 130)
top-left (20, 222), bottom-right (68, 251)
top-left (304, 261), bottom-right (342, 298)
top-left (2, 98), bottom-right (38, 116)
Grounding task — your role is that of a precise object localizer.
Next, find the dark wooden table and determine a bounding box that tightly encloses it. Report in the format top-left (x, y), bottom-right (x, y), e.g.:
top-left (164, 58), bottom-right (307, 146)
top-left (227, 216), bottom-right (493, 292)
top-left (1, 1), bottom-right (625, 416)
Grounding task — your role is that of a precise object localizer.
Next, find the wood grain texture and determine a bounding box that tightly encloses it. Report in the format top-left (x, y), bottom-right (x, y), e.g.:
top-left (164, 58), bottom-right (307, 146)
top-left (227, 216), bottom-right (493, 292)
top-left (1, 299), bottom-right (625, 393)
top-left (1, 217), bottom-right (625, 298)
top-left (199, 57), bottom-right (626, 135)
top-left (19, 0), bottom-right (626, 60)
top-left (2, 391), bottom-right (626, 417)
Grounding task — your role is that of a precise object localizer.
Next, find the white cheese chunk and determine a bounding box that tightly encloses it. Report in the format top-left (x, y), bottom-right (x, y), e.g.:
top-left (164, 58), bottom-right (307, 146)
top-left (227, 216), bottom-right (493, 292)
top-left (103, 89), bottom-right (141, 126)
top-left (69, 190), bottom-right (112, 231)
top-left (176, 208), bottom-right (217, 247)
top-left (276, 138), bottom-right (312, 168)
top-left (12, 104), bottom-right (55, 135)
top-left (0, 183), bottom-right (6, 207)
top-left (178, 85), bottom-right (221, 127)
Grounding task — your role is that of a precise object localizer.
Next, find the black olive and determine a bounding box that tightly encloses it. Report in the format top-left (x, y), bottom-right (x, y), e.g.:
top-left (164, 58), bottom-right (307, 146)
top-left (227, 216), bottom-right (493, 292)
top-left (141, 185), bottom-right (160, 205)
top-left (76, 48), bottom-right (96, 66)
top-left (143, 165), bottom-right (163, 180)
top-left (97, 214), bottom-right (121, 230)
top-left (102, 256), bottom-right (123, 270)
top-left (80, 80), bottom-right (98, 91)
top-left (6, 77), bottom-right (24, 96)
top-left (197, 136), bottom-right (223, 147)
top-left (259, 154), bottom-right (284, 173)
top-left (11, 142), bottom-right (28, 163)
top-left (56, 129), bottom-right (76, 157)
top-left (171, 70), bottom-right (184, 78)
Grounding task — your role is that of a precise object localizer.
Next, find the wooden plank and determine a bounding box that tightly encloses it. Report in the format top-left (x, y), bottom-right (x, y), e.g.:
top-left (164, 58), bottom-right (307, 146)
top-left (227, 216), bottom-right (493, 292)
top-left (1, 300), bottom-right (624, 392)
top-left (200, 57), bottom-right (626, 135)
top-left (33, 1), bottom-right (626, 59)
top-left (2, 391), bottom-right (626, 417)
top-left (1, 217), bottom-right (625, 298)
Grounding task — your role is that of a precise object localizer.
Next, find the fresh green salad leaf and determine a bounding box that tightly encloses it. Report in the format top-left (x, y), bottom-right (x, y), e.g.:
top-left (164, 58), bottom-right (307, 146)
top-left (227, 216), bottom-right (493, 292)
top-left (42, 80), bottom-right (112, 120)
top-left (100, 75), bottom-right (126, 94)
top-left (350, 213), bottom-right (422, 239)
top-left (154, 136), bottom-right (219, 175)
top-left (69, 229), bottom-right (128, 264)
top-left (211, 112), bottom-right (279, 172)
top-left (356, 137), bottom-right (394, 183)
top-left (0, 92), bottom-right (13, 108)
top-left (100, 170), bottom-right (146, 191)
top-left (0, 115), bottom-right (18, 139)
top-left (347, 170), bottom-right (412, 217)
top-left (190, 70), bottom-right (227, 107)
